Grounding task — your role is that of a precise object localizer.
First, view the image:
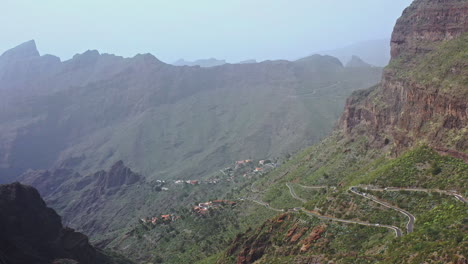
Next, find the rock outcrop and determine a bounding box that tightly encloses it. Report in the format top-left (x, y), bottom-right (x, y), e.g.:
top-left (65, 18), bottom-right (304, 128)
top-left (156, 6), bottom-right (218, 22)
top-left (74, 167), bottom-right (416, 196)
top-left (0, 182), bottom-right (126, 264)
top-left (390, 0), bottom-right (468, 58)
top-left (95, 160), bottom-right (141, 189)
top-left (345, 55), bottom-right (372, 68)
top-left (19, 161), bottom-right (142, 232)
top-left (218, 214), bottom-right (328, 264)
top-left (340, 0), bottom-right (468, 155)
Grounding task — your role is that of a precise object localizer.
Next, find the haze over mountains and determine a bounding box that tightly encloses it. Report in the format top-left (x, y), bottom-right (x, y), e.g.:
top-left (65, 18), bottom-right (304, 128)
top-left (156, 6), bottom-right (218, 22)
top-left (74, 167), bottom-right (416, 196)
top-left (0, 41), bottom-right (382, 184)
top-left (171, 39), bottom-right (390, 68)
top-left (172, 58), bottom-right (227, 68)
top-left (316, 39), bottom-right (391, 67)
top-left (0, 0), bottom-right (466, 263)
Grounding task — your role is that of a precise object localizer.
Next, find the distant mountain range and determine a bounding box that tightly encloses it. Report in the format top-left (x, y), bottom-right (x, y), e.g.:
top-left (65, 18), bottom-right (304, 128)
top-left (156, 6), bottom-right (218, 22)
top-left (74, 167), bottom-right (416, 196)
top-left (0, 42), bottom-right (382, 184)
top-left (1, 0), bottom-right (466, 263)
top-left (171, 39), bottom-right (390, 68)
top-left (172, 58), bottom-right (227, 67)
top-left (315, 39), bottom-right (391, 67)
top-left (172, 58), bottom-right (258, 67)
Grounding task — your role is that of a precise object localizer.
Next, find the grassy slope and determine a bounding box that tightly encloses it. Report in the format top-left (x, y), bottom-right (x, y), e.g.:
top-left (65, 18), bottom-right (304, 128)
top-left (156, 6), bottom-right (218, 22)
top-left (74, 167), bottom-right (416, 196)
top-left (202, 33), bottom-right (468, 263)
top-left (388, 33), bottom-right (468, 97)
top-left (208, 139), bottom-right (467, 263)
top-left (110, 35), bottom-right (467, 260)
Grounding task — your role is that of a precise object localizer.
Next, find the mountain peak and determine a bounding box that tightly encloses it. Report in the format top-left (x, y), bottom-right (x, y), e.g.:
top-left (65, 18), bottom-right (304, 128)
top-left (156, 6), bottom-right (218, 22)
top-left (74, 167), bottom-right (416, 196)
top-left (345, 55), bottom-right (372, 68)
top-left (1, 40), bottom-right (40, 59)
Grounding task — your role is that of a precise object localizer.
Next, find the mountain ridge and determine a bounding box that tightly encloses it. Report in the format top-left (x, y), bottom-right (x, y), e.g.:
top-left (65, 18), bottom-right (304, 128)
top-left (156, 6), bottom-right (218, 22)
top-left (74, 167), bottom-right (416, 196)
top-left (0, 41), bottom-right (382, 183)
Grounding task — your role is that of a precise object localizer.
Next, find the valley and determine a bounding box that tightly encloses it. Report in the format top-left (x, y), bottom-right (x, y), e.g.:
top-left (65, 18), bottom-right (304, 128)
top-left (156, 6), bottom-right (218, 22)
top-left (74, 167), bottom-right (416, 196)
top-left (0, 0), bottom-right (467, 263)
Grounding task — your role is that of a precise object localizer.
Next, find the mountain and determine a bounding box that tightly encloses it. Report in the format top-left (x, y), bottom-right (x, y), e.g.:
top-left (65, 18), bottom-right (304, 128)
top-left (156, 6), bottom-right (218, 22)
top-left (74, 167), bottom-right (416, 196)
top-left (172, 58), bottom-right (227, 67)
top-left (88, 0), bottom-right (467, 262)
top-left (315, 39), bottom-right (391, 67)
top-left (0, 44), bottom-right (382, 184)
top-left (0, 182), bottom-right (130, 264)
top-left (3, 0), bottom-right (466, 263)
top-left (212, 0), bottom-right (468, 263)
top-left (345, 55), bottom-right (372, 68)
top-left (237, 59), bottom-right (257, 64)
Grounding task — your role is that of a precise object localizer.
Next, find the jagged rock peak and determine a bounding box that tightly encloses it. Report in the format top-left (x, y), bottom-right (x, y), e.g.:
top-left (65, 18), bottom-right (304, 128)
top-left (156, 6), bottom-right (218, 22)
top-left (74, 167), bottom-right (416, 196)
top-left (1, 40), bottom-right (40, 59)
top-left (345, 55), bottom-right (372, 68)
top-left (297, 54), bottom-right (343, 66)
top-left (71, 49), bottom-right (100, 60)
top-left (96, 160), bottom-right (141, 189)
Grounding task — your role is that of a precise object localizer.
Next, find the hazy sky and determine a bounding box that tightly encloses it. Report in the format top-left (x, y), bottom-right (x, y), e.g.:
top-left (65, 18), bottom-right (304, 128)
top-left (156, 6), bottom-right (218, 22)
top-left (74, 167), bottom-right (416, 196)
top-left (1, 0), bottom-right (413, 63)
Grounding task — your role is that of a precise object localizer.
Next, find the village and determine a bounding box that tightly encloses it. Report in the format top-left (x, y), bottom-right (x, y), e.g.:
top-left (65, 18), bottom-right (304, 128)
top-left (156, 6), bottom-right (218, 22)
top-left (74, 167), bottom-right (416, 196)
top-left (139, 214), bottom-right (179, 226)
top-left (193, 200), bottom-right (237, 215)
top-left (151, 158), bottom-right (279, 192)
top-left (139, 158), bottom-right (276, 224)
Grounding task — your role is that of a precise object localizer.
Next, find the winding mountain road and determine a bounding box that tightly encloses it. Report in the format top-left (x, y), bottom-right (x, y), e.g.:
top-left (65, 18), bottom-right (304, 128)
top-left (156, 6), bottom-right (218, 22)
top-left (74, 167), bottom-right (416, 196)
top-left (349, 187), bottom-right (415, 233)
top-left (301, 208), bottom-right (402, 237)
top-left (296, 184), bottom-right (329, 189)
top-left (363, 186), bottom-right (467, 204)
top-left (286, 183), bottom-right (403, 237)
top-left (286, 183), bottom-right (307, 203)
top-left (245, 198), bottom-right (284, 212)
top-left (245, 182), bottom-right (463, 238)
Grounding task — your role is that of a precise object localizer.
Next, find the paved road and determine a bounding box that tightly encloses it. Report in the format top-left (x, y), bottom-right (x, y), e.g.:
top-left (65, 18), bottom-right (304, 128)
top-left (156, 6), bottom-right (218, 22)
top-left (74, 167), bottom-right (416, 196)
top-left (300, 208), bottom-right (402, 237)
top-left (349, 187), bottom-right (415, 234)
top-left (245, 198), bottom-right (284, 212)
top-left (286, 183), bottom-right (307, 203)
top-left (286, 183), bottom-right (402, 237)
top-left (296, 184), bottom-right (329, 189)
top-left (364, 186), bottom-right (467, 204)
top-left (245, 182), bottom-right (460, 238)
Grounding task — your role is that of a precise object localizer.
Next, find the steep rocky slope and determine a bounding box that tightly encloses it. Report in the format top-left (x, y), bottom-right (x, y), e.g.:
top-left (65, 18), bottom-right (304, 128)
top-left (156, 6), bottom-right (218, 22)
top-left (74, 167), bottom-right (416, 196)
top-left (0, 43), bottom-right (382, 183)
top-left (19, 161), bottom-right (144, 235)
top-left (340, 0), bottom-right (468, 155)
top-left (213, 0), bottom-right (468, 263)
top-left (0, 182), bottom-right (129, 264)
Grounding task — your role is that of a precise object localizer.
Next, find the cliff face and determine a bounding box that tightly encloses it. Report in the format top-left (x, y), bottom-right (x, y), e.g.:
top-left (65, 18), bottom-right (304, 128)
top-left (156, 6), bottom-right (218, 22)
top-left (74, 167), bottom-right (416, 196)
top-left (0, 182), bottom-right (125, 264)
top-left (19, 161), bottom-right (142, 234)
top-left (340, 0), bottom-right (468, 156)
top-left (390, 0), bottom-right (468, 58)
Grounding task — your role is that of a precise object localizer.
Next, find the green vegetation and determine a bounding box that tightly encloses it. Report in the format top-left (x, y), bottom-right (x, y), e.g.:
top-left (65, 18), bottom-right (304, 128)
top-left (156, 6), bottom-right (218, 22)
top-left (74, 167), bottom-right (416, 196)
top-left (388, 34), bottom-right (468, 97)
top-left (207, 142), bottom-right (467, 263)
top-left (361, 146), bottom-right (468, 192)
top-left (382, 201), bottom-right (467, 264)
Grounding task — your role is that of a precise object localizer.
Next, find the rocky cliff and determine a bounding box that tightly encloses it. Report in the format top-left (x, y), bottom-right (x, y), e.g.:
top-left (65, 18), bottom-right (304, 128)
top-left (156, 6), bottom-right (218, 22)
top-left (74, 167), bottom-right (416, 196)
top-left (218, 214), bottom-right (328, 264)
top-left (340, 0), bottom-right (468, 156)
top-left (216, 1), bottom-right (468, 263)
top-left (0, 182), bottom-right (128, 264)
top-left (19, 161), bottom-right (143, 234)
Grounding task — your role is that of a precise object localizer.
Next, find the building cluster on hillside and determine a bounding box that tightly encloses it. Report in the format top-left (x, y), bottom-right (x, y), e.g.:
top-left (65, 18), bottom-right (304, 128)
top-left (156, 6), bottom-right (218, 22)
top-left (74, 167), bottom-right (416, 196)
top-left (166, 159), bottom-right (279, 188)
top-left (193, 200), bottom-right (236, 215)
top-left (235, 159), bottom-right (252, 166)
top-left (174, 180), bottom-right (199, 185)
top-left (140, 214), bottom-right (179, 225)
top-left (213, 158), bottom-right (279, 181)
